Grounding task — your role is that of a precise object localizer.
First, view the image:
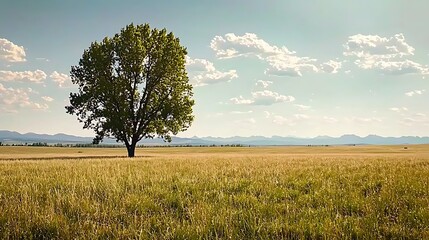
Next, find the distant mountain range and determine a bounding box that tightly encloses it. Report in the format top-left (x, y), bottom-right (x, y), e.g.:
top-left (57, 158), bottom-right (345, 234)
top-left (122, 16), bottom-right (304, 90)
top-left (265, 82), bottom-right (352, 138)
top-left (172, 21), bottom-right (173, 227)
top-left (1, 130), bottom-right (428, 146)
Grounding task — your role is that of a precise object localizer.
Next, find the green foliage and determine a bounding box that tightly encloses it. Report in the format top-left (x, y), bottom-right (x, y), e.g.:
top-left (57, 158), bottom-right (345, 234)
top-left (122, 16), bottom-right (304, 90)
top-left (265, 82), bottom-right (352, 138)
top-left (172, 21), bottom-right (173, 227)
top-left (0, 147), bottom-right (428, 239)
top-left (31, 142), bottom-right (48, 147)
top-left (66, 23), bottom-right (194, 157)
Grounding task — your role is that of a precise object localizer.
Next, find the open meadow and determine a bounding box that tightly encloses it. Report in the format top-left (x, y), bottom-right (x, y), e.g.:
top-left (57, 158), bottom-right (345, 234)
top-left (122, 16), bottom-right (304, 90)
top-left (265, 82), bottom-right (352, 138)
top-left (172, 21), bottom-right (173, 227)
top-left (0, 145), bottom-right (428, 239)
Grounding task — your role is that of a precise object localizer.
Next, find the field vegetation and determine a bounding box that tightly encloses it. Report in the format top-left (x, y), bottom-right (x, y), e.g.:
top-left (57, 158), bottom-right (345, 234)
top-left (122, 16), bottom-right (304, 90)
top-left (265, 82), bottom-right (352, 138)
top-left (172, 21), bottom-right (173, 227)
top-left (0, 145), bottom-right (428, 239)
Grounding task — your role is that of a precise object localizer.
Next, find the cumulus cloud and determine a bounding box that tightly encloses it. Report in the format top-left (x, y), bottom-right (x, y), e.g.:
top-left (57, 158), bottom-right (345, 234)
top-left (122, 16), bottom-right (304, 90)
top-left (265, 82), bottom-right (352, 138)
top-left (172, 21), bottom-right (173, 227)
top-left (255, 80), bottom-right (272, 88)
top-left (343, 33), bottom-right (428, 75)
top-left (0, 70), bottom-right (46, 83)
top-left (185, 56), bottom-right (238, 86)
top-left (186, 57), bottom-right (216, 72)
top-left (210, 33), bottom-right (284, 59)
top-left (405, 89), bottom-right (425, 96)
top-left (361, 59), bottom-right (429, 75)
top-left (50, 71), bottom-right (72, 88)
top-left (0, 83), bottom-right (48, 113)
top-left (265, 55), bottom-right (318, 77)
top-left (0, 38), bottom-right (26, 62)
top-left (230, 96), bottom-right (254, 105)
top-left (251, 90), bottom-right (295, 105)
top-left (211, 33), bottom-right (319, 77)
top-left (230, 90), bottom-right (295, 106)
top-left (320, 60), bottom-right (342, 73)
top-left (344, 33), bottom-right (414, 58)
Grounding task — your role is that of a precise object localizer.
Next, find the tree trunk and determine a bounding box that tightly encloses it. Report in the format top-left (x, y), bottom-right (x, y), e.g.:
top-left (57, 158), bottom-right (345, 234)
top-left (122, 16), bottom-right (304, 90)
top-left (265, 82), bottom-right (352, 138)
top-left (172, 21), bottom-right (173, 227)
top-left (127, 142), bottom-right (136, 158)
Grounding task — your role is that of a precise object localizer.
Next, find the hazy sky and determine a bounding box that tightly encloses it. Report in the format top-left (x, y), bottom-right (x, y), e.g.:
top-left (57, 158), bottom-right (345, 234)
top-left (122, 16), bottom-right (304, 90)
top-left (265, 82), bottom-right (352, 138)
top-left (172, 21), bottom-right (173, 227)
top-left (1, 0), bottom-right (429, 138)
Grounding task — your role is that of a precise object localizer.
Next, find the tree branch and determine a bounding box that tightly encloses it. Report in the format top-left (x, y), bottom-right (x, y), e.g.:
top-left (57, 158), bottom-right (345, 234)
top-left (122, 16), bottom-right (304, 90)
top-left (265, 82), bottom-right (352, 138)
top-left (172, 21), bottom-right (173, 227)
top-left (136, 87), bottom-right (174, 142)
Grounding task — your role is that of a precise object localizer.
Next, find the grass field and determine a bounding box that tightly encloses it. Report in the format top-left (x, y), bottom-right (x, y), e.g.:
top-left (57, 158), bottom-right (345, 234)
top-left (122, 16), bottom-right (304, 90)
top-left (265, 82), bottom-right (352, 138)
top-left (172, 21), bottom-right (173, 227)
top-left (0, 145), bottom-right (428, 239)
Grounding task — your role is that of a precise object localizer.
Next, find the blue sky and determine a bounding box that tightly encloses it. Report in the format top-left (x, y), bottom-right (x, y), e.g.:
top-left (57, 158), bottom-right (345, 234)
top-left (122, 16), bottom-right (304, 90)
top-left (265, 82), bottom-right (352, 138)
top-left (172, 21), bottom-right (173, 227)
top-left (1, 0), bottom-right (429, 138)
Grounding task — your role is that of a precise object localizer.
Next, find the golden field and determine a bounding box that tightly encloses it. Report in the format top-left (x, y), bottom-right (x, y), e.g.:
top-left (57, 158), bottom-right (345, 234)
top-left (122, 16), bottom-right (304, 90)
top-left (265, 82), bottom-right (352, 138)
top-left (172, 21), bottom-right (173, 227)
top-left (0, 145), bottom-right (428, 239)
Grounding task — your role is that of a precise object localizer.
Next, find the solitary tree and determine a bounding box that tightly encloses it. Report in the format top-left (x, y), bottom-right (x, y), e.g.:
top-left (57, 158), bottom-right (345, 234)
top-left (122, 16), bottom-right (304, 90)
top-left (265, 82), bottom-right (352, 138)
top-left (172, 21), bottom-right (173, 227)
top-left (66, 24), bottom-right (194, 157)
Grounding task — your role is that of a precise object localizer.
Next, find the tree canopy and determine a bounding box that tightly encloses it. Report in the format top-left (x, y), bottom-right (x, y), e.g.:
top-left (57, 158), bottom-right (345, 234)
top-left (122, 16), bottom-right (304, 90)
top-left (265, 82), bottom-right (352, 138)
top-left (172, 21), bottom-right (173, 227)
top-left (66, 23), bottom-right (194, 157)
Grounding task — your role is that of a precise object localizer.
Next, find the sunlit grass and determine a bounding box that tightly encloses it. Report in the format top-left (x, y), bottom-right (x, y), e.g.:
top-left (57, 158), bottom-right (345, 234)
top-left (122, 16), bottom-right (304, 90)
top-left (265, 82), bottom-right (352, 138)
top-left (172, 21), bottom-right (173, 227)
top-left (0, 146), bottom-right (428, 239)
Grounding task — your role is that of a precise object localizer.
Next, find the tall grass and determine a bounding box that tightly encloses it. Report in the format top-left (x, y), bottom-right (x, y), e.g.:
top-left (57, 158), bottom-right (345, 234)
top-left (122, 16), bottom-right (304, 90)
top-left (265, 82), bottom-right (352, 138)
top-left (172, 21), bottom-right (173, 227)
top-left (0, 147), bottom-right (428, 239)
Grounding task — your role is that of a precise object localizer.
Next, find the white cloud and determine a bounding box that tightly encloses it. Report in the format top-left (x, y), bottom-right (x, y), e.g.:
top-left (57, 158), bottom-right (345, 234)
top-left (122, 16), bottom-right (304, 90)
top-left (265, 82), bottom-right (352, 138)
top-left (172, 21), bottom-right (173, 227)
top-left (390, 107), bottom-right (408, 113)
top-left (211, 33), bottom-right (319, 77)
top-left (186, 56), bottom-right (238, 86)
top-left (50, 71), bottom-right (72, 88)
top-left (230, 96), bottom-right (254, 105)
top-left (33, 103), bottom-right (49, 110)
top-left (27, 87), bottom-right (38, 94)
top-left (364, 59), bottom-right (428, 75)
top-left (320, 60), bottom-right (342, 73)
top-left (265, 54), bottom-right (318, 77)
top-left (0, 70), bottom-right (46, 83)
top-left (343, 33), bottom-right (428, 75)
top-left (344, 33), bottom-right (414, 58)
top-left (405, 92), bottom-right (414, 97)
top-left (294, 104), bottom-right (311, 110)
top-left (42, 96), bottom-right (54, 102)
top-left (414, 90), bottom-right (425, 95)
top-left (294, 114), bottom-right (309, 120)
top-left (0, 83), bottom-right (48, 113)
top-left (255, 80), bottom-right (272, 88)
top-left (210, 33), bottom-right (284, 59)
top-left (0, 38), bottom-right (26, 62)
top-left (230, 90), bottom-right (295, 106)
top-left (252, 90), bottom-right (295, 105)
top-left (405, 89), bottom-right (425, 97)
top-left (186, 57), bottom-right (216, 72)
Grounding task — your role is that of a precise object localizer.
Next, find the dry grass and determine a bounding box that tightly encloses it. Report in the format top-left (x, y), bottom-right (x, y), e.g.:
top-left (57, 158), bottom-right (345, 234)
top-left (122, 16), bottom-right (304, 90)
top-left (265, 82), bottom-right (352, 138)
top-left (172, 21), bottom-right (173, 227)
top-left (0, 145), bottom-right (428, 239)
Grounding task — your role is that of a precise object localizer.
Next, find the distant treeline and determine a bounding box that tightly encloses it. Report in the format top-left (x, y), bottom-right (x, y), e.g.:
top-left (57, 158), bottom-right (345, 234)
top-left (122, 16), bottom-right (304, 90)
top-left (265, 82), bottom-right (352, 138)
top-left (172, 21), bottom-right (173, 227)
top-left (0, 142), bottom-right (248, 148)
